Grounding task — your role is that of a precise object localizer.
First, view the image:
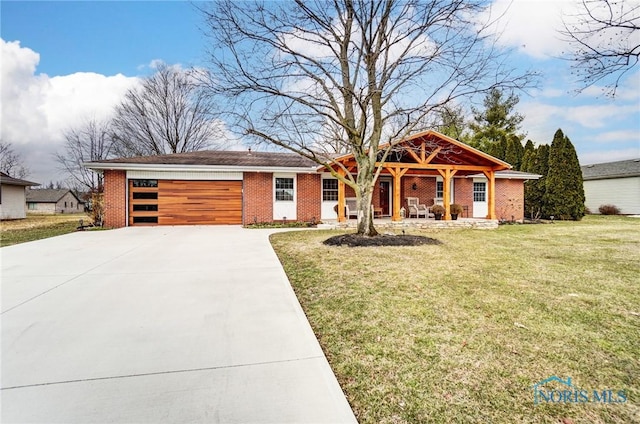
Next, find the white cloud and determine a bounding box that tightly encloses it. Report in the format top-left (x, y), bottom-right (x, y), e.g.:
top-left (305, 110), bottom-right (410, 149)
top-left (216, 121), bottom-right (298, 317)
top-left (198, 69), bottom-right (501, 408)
top-left (485, 0), bottom-right (571, 59)
top-left (564, 104), bottom-right (638, 129)
top-left (0, 38), bottom-right (140, 184)
top-left (540, 87), bottom-right (566, 98)
top-left (592, 130), bottom-right (640, 144)
top-left (520, 99), bottom-right (637, 140)
top-left (580, 147), bottom-right (640, 165)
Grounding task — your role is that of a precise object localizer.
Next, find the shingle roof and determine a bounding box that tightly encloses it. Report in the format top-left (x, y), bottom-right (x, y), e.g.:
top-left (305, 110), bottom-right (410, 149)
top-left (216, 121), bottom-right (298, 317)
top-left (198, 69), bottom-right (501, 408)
top-left (0, 172), bottom-right (39, 186)
top-left (94, 150), bottom-right (318, 168)
top-left (26, 189), bottom-right (82, 204)
top-left (581, 158), bottom-right (640, 181)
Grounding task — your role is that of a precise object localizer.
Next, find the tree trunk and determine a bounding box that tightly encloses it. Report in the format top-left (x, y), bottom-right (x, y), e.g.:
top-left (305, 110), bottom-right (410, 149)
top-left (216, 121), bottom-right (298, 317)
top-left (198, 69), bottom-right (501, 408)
top-left (354, 163), bottom-right (379, 237)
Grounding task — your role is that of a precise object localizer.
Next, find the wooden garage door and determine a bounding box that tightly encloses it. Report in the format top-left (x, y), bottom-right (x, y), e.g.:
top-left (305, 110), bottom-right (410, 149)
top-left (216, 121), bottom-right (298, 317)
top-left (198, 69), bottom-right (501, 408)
top-left (129, 180), bottom-right (242, 225)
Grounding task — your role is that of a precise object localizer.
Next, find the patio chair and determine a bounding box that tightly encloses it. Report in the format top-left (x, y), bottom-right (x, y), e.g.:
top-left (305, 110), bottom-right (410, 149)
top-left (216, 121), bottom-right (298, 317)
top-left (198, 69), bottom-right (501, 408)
top-left (345, 197), bottom-right (358, 219)
top-left (344, 197), bottom-right (377, 219)
top-left (406, 197), bottom-right (429, 218)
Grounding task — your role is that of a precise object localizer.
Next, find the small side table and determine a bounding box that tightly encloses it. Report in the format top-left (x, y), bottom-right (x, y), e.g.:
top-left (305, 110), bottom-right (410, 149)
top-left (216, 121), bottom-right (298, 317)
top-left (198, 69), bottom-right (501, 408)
top-left (374, 208), bottom-right (383, 218)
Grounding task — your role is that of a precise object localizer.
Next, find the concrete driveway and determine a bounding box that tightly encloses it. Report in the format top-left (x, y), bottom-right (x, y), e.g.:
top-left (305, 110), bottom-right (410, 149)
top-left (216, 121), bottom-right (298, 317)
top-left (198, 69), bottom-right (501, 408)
top-left (1, 226), bottom-right (356, 423)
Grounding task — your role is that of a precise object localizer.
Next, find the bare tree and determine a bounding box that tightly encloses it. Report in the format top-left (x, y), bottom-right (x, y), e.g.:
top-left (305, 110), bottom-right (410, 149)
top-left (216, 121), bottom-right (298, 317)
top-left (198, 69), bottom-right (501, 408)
top-left (562, 0), bottom-right (640, 96)
top-left (111, 64), bottom-right (221, 157)
top-left (200, 0), bottom-right (536, 236)
top-left (435, 105), bottom-right (469, 141)
top-left (55, 118), bottom-right (114, 192)
top-left (0, 140), bottom-right (30, 178)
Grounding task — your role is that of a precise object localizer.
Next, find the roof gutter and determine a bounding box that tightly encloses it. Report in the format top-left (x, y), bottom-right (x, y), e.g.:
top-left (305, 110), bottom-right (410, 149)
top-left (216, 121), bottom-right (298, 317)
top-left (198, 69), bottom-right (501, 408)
top-left (83, 162), bottom-right (320, 174)
top-left (466, 172), bottom-right (541, 180)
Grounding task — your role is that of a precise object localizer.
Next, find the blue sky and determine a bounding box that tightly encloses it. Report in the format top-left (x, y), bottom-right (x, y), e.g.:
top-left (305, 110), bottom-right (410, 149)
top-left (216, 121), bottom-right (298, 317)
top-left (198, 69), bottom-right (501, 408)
top-left (1, 0), bottom-right (639, 185)
top-left (2, 1), bottom-right (204, 76)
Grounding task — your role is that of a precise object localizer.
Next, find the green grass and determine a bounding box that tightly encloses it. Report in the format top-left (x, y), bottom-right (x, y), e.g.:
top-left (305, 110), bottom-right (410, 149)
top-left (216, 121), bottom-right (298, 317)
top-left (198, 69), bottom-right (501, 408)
top-left (271, 215), bottom-right (640, 423)
top-left (1, 213), bottom-right (91, 247)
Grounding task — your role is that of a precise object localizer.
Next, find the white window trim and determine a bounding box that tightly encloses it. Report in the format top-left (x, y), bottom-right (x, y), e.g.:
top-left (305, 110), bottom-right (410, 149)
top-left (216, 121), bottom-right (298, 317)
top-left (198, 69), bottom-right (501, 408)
top-left (273, 173), bottom-right (297, 220)
top-left (435, 176), bottom-right (454, 203)
top-left (321, 176), bottom-right (339, 202)
top-left (273, 175), bottom-right (296, 203)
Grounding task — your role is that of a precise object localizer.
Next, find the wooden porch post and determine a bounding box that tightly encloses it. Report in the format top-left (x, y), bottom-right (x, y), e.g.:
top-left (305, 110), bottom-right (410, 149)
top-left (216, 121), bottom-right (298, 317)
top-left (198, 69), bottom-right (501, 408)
top-left (483, 170), bottom-right (496, 219)
top-left (438, 168), bottom-right (457, 220)
top-left (337, 172), bottom-right (346, 222)
top-left (390, 167), bottom-right (408, 221)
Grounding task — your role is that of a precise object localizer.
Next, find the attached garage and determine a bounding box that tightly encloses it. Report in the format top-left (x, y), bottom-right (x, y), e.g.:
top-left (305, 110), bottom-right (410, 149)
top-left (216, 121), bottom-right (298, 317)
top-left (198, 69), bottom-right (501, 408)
top-left (129, 179), bottom-right (243, 226)
top-left (84, 150), bottom-right (328, 228)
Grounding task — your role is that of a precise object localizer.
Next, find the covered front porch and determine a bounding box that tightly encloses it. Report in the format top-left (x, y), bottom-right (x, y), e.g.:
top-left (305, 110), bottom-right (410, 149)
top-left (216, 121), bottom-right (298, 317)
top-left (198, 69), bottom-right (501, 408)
top-left (326, 130), bottom-right (511, 222)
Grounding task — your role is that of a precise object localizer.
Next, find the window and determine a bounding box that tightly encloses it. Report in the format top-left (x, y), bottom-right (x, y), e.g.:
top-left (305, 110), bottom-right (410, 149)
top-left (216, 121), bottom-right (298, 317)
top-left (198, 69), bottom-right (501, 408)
top-left (28, 202), bottom-right (36, 210)
top-left (436, 181), bottom-right (444, 199)
top-left (133, 216), bottom-right (158, 224)
top-left (322, 179), bottom-right (338, 201)
top-left (133, 192), bottom-right (158, 200)
top-left (275, 177), bottom-right (294, 201)
top-left (133, 204), bottom-right (159, 212)
top-left (71, 202), bottom-right (74, 208)
top-left (132, 180), bottom-right (158, 188)
top-left (473, 182), bottom-right (486, 202)
top-left (129, 179), bottom-right (159, 225)
top-left (64, 201), bottom-right (67, 207)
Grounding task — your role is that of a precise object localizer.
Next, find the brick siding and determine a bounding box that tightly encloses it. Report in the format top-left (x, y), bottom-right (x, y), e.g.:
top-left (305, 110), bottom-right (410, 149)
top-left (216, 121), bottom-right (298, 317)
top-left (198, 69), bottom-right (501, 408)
top-left (243, 172), bottom-right (273, 225)
top-left (103, 170), bottom-right (126, 228)
top-left (402, 175), bottom-right (438, 209)
top-left (495, 179), bottom-right (525, 221)
top-left (454, 179), bottom-right (474, 217)
top-left (296, 174), bottom-right (322, 223)
top-left (102, 169), bottom-right (527, 226)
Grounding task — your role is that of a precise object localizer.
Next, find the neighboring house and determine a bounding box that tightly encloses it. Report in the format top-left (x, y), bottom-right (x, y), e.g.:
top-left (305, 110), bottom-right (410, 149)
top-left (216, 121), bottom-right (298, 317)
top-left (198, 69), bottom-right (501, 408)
top-left (0, 172), bottom-right (39, 220)
top-left (25, 189), bottom-right (85, 214)
top-left (581, 158), bottom-right (640, 215)
top-left (84, 130), bottom-right (540, 228)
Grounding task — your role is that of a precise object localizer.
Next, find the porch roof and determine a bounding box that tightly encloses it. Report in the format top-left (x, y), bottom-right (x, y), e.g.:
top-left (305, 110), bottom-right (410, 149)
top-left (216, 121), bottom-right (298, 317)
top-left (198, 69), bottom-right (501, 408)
top-left (323, 130), bottom-right (511, 175)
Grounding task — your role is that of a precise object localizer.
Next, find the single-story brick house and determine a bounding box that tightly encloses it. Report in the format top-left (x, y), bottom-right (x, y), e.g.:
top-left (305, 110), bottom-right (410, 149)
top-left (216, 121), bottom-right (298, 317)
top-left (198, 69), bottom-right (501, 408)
top-left (582, 158), bottom-right (640, 215)
top-left (85, 130), bottom-right (539, 227)
top-left (0, 172), bottom-right (39, 220)
top-left (25, 188), bottom-right (85, 214)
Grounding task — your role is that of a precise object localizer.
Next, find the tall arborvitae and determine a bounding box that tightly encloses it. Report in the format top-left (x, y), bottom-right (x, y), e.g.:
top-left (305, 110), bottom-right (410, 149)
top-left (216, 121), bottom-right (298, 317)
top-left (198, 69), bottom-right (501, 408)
top-left (523, 144), bottom-right (549, 219)
top-left (520, 140), bottom-right (535, 172)
top-left (523, 139), bottom-right (535, 160)
top-left (505, 135), bottom-right (525, 170)
top-left (543, 129), bottom-right (585, 220)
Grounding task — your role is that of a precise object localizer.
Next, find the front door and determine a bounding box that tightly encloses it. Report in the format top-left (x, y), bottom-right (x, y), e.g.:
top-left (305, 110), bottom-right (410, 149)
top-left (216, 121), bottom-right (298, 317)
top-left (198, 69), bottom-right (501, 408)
top-left (473, 180), bottom-right (488, 218)
top-left (380, 181), bottom-right (391, 215)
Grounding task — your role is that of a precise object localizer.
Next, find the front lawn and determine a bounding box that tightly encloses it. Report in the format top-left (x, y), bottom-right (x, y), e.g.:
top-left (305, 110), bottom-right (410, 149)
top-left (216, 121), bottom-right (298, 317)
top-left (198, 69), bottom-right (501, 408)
top-left (271, 216), bottom-right (639, 423)
top-left (1, 213), bottom-right (91, 247)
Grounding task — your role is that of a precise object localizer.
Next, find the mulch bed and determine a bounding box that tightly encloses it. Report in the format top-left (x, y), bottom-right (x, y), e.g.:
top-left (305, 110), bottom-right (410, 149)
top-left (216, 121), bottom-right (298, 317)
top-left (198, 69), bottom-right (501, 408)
top-left (323, 233), bottom-right (442, 247)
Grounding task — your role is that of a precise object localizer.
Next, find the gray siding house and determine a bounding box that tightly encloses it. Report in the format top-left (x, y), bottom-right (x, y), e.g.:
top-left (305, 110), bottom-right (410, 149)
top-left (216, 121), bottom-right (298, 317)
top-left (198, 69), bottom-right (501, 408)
top-left (0, 172), bottom-right (39, 220)
top-left (581, 159), bottom-right (640, 215)
top-left (26, 189), bottom-right (84, 214)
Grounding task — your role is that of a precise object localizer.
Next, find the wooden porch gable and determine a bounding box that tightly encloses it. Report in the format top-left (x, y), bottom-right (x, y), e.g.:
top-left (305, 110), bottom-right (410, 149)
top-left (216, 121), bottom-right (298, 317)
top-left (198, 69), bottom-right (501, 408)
top-left (324, 130), bottom-right (511, 222)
